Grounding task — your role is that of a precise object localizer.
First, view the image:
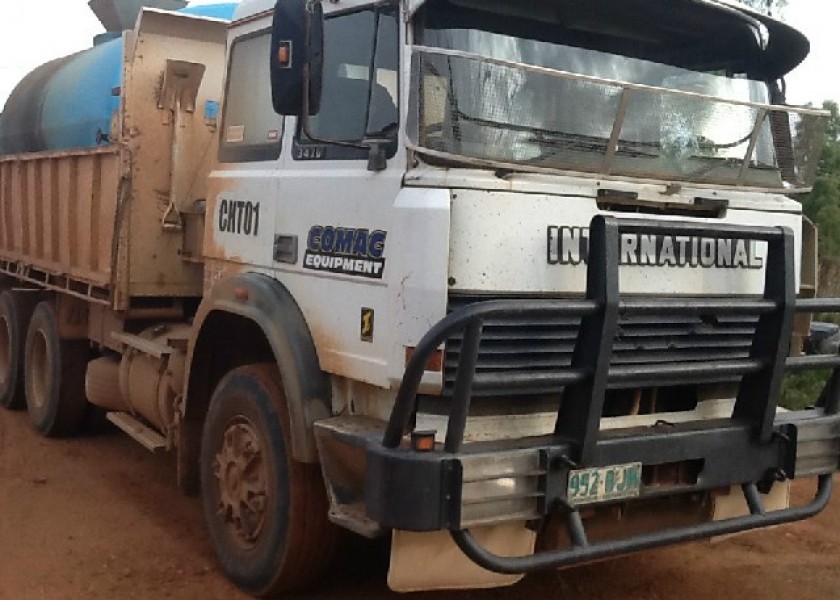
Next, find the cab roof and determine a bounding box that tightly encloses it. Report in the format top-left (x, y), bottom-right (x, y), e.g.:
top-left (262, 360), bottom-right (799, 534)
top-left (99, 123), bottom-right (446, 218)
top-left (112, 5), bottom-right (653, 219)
top-left (234, 0), bottom-right (810, 79)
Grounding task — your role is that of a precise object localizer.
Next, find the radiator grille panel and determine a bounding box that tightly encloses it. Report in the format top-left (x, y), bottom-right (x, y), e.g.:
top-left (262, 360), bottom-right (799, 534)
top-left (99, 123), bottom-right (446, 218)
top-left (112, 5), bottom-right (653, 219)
top-left (444, 295), bottom-right (758, 397)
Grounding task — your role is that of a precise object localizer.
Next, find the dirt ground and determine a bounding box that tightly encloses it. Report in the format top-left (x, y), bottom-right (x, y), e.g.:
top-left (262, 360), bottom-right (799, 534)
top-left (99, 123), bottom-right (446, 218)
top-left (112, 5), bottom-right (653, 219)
top-left (1, 408), bottom-right (839, 600)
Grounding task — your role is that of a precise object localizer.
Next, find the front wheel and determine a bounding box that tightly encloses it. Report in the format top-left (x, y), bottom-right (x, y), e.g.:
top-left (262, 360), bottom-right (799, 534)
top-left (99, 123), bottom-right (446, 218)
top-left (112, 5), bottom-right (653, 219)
top-left (200, 364), bottom-right (338, 597)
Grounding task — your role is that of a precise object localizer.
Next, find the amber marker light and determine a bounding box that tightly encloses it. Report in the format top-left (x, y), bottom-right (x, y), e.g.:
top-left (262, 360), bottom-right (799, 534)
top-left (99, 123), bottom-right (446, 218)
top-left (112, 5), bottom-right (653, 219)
top-left (411, 430), bottom-right (437, 452)
top-left (405, 347), bottom-right (444, 372)
top-left (233, 287), bottom-right (250, 302)
top-left (277, 41), bottom-right (292, 68)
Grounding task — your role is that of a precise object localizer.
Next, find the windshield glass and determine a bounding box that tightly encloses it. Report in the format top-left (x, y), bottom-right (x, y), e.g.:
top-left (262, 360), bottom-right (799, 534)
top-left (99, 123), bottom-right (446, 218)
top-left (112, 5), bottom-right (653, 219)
top-left (411, 0), bottom-right (825, 189)
top-left (425, 29), bottom-right (771, 103)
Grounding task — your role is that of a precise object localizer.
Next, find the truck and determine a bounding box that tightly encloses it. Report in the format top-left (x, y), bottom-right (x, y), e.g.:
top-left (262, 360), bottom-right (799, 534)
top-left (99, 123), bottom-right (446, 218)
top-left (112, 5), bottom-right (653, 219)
top-left (0, 0), bottom-right (839, 596)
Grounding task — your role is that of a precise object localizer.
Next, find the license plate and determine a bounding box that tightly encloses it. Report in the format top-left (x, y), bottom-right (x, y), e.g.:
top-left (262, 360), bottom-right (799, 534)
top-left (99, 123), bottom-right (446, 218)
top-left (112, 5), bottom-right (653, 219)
top-left (567, 463), bottom-right (642, 507)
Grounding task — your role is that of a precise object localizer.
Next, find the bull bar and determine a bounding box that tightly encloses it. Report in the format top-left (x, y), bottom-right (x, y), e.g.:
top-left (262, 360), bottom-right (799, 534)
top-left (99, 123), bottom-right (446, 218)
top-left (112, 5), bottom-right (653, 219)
top-left (362, 215), bottom-right (840, 574)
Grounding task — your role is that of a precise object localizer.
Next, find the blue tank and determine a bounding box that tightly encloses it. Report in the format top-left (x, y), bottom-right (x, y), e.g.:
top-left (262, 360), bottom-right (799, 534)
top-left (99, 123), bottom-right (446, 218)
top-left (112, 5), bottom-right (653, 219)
top-left (0, 2), bottom-right (238, 155)
top-left (178, 3), bottom-right (239, 19)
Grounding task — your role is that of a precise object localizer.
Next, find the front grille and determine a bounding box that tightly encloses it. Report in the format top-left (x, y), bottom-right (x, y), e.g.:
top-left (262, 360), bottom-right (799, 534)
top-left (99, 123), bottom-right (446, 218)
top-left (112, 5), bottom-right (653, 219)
top-left (444, 295), bottom-right (758, 398)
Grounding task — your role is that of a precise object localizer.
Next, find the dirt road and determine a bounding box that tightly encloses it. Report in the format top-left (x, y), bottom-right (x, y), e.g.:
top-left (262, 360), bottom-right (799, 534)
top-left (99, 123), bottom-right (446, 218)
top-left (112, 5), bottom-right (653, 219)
top-left (1, 408), bottom-right (838, 600)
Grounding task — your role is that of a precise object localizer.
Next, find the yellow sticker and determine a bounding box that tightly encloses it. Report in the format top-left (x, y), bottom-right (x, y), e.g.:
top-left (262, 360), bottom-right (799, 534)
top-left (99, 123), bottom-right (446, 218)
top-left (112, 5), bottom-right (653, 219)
top-left (360, 308), bottom-right (375, 342)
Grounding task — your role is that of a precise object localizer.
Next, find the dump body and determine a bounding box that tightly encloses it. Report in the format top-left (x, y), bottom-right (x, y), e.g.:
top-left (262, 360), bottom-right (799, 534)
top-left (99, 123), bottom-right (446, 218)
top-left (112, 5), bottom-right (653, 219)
top-left (0, 8), bottom-right (229, 308)
top-left (0, 147), bottom-right (121, 296)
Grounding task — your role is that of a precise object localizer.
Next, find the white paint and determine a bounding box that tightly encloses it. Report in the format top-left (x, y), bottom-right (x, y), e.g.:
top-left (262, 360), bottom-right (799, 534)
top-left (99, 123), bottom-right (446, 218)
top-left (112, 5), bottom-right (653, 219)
top-left (208, 10), bottom-right (411, 391)
top-left (447, 184), bottom-right (801, 296)
top-left (386, 188), bottom-right (451, 391)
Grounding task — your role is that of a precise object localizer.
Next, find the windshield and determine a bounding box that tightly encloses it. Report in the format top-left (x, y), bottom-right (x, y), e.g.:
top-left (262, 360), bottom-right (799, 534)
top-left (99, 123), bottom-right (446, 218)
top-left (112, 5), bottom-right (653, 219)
top-left (411, 0), bottom-right (826, 189)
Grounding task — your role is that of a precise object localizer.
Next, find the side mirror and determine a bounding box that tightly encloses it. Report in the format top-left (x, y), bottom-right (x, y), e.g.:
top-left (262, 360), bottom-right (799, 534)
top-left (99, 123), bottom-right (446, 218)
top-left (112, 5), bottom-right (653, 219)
top-left (270, 0), bottom-right (323, 116)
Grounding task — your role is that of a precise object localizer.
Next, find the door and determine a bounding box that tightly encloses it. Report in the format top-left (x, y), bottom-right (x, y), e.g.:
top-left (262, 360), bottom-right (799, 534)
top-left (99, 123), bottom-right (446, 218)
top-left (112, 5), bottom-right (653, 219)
top-left (273, 2), bottom-right (404, 387)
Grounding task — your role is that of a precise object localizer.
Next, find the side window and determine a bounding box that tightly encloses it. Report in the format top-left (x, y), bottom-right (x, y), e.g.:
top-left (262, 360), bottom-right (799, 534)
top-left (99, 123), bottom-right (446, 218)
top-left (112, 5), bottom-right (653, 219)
top-left (220, 32), bottom-right (284, 163)
top-left (294, 5), bottom-right (400, 161)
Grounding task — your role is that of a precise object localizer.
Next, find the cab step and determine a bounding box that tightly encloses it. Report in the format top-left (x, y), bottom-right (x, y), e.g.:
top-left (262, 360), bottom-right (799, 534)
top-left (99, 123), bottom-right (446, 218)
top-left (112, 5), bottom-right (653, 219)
top-left (107, 412), bottom-right (167, 452)
top-left (314, 415), bottom-right (388, 538)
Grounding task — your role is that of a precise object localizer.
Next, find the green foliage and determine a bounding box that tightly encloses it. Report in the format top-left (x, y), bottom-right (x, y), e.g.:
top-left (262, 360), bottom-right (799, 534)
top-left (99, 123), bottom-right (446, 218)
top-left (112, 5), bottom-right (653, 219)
top-left (801, 101), bottom-right (840, 258)
top-left (782, 370), bottom-right (829, 410)
top-left (787, 103), bottom-right (840, 411)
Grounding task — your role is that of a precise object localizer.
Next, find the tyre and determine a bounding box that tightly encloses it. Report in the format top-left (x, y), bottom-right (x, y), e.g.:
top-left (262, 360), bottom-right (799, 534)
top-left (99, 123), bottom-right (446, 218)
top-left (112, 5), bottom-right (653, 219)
top-left (201, 364), bottom-right (338, 597)
top-left (0, 291), bottom-right (36, 410)
top-left (24, 301), bottom-right (89, 436)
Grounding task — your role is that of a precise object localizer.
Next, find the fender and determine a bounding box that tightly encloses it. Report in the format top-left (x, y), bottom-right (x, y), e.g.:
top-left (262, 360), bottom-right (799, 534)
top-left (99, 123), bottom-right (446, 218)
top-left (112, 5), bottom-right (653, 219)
top-left (185, 273), bottom-right (331, 464)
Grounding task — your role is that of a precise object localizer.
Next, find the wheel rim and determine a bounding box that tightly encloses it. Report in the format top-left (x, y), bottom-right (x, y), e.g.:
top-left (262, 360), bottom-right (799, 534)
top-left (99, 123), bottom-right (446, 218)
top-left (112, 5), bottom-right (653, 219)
top-left (29, 329), bottom-right (49, 410)
top-left (213, 416), bottom-right (269, 549)
top-left (0, 316), bottom-right (11, 388)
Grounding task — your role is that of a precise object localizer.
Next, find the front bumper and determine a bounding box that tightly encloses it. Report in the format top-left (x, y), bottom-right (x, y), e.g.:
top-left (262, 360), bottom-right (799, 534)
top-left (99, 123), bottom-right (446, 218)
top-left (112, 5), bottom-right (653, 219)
top-left (361, 411), bottom-right (838, 573)
top-left (367, 411), bottom-right (840, 533)
top-left (318, 216), bottom-right (840, 574)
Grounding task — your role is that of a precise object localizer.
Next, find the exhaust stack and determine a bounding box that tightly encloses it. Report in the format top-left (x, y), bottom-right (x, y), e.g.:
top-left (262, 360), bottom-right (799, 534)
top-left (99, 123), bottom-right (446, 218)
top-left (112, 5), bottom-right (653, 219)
top-left (88, 0), bottom-right (189, 32)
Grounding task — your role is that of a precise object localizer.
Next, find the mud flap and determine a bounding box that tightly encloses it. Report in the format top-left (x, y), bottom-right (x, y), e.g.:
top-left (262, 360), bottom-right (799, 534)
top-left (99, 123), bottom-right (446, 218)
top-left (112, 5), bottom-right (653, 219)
top-left (388, 522), bottom-right (536, 592)
top-left (711, 481), bottom-right (791, 540)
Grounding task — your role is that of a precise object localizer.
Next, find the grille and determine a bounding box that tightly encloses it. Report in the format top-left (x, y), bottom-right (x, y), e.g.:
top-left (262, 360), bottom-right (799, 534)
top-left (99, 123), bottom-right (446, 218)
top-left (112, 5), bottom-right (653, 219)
top-left (444, 295), bottom-right (758, 398)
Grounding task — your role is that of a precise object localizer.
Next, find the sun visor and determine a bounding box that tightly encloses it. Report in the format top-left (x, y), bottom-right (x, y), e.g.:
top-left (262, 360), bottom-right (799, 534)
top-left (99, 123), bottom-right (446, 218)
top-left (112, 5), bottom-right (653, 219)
top-left (406, 0), bottom-right (427, 19)
top-left (699, 0), bottom-right (810, 80)
top-left (409, 0), bottom-right (809, 80)
top-left (750, 11), bottom-right (810, 79)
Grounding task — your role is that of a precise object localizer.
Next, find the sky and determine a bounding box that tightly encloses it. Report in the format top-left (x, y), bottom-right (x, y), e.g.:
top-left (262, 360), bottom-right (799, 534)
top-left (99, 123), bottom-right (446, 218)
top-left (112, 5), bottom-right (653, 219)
top-left (784, 0), bottom-right (840, 106)
top-left (0, 0), bottom-right (836, 108)
top-left (0, 0), bottom-right (221, 105)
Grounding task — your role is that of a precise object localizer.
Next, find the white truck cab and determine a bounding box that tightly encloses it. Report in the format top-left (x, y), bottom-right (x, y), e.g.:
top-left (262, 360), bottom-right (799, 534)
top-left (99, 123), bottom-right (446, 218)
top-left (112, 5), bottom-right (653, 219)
top-left (193, 0), bottom-right (840, 595)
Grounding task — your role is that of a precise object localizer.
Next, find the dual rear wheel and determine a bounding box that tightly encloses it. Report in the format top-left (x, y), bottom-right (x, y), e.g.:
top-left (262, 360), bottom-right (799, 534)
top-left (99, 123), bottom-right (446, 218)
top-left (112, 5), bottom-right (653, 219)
top-left (0, 290), bottom-right (33, 410)
top-left (0, 294), bottom-right (88, 436)
top-left (24, 301), bottom-right (89, 436)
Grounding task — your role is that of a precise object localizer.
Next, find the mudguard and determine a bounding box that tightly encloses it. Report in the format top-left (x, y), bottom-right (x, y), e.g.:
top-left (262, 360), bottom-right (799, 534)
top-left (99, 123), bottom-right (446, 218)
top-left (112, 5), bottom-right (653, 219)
top-left (186, 273), bottom-right (331, 463)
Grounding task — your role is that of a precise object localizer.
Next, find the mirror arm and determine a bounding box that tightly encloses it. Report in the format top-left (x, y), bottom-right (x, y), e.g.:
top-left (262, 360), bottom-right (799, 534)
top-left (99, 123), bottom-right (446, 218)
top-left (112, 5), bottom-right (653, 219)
top-left (367, 142), bottom-right (388, 172)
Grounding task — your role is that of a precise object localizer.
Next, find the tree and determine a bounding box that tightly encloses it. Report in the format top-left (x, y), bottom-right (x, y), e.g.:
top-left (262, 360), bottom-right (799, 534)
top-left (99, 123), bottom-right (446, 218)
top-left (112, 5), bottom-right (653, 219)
top-left (737, 0), bottom-right (787, 16)
top-left (801, 102), bottom-right (840, 258)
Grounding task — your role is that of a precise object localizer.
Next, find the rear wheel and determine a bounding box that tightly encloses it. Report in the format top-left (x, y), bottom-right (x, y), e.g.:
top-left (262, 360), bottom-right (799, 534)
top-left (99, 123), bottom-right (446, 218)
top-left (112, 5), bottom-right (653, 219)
top-left (24, 301), bottom-right (89, 436)
top-left (200, 364), bottom-right (338, 597)
top-left (0, 291), bottom-right (36, 410)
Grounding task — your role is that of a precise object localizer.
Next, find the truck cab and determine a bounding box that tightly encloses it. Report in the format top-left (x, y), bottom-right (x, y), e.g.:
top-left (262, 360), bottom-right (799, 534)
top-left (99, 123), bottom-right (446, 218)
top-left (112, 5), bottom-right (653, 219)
top-left (188, 0), bottom-right (840, 595)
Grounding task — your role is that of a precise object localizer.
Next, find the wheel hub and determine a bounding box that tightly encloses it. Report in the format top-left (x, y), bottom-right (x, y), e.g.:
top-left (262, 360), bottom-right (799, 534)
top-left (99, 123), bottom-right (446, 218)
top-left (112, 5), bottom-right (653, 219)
top-left (213, 418), bottom-right (268, 546)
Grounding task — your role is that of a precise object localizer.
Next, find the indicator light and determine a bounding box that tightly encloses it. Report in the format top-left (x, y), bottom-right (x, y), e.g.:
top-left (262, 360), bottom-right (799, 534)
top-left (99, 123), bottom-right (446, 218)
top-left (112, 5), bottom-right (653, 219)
top-left (405, 347), bottom-right (443, 372)
top-left (277, 41), bottom-right (292, 68)
top-left (411, 430), bottom-right (437, 452)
